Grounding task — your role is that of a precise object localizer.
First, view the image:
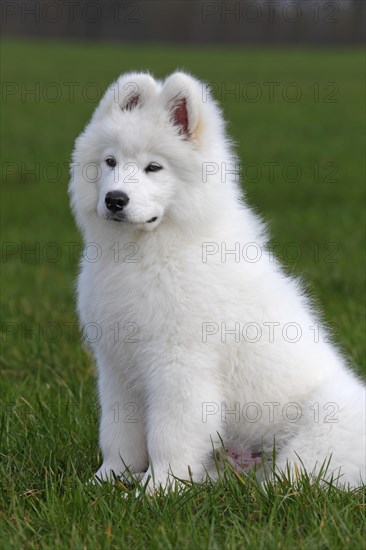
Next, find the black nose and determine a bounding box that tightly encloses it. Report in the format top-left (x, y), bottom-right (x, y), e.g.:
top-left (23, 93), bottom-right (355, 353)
top-left (105, 191), bottom-right (129, 213)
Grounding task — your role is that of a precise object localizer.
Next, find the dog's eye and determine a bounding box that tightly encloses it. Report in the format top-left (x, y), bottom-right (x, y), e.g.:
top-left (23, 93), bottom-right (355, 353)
top-left (145, 162), bottom-right (163, 173)
top-left (105, 157), bottom-right (117, 168)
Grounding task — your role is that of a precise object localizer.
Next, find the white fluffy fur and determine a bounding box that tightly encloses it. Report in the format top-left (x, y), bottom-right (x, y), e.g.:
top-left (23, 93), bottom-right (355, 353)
top-left (70, 71), bottom-right (365, 491)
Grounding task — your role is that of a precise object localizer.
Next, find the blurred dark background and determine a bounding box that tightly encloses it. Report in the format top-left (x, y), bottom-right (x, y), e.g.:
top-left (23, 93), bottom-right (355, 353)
top-left (2, 0), bottom-right (365, 45)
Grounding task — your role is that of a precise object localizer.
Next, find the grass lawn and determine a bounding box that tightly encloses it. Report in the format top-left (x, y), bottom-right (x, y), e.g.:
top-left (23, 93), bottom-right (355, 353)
top-left (1, 39), bottom-right (365, 548)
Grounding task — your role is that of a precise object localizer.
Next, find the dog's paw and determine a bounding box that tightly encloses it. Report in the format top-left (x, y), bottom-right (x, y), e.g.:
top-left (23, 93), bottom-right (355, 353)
top-left (88, 466), bottom-right (146, 487)
top-left (134, 467), bottom-right (189, 497)
top-left (93, 465), bottom-right (121, 484)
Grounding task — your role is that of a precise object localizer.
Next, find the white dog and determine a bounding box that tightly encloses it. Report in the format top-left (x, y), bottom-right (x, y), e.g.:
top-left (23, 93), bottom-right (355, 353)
top-left (70, 71), bottom-right (365, 491)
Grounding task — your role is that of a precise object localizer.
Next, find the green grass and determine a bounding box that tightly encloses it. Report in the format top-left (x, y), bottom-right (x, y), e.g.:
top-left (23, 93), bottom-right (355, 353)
top-left (1, 39), bottom-right (365, 548)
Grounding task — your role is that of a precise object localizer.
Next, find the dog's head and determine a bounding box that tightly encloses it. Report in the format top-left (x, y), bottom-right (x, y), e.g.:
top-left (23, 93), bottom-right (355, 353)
top-left (70, 71), bottom-right (231, 238)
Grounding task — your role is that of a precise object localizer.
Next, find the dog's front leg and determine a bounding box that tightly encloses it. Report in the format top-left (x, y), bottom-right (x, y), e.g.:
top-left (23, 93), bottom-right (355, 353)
top-left (140, 360), bottom-right (222, 493)
top-left (95, 368), bottom-right (148, 482)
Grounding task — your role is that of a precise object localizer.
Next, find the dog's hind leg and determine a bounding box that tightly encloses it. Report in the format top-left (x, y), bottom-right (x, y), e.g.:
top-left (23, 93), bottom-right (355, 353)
top-left (273, 374), bottom-right (366, 488)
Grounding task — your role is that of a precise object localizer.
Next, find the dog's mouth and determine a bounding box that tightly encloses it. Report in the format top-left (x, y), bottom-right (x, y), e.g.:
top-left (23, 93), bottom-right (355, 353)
top-left (110, 215), bottom-right (158, 224)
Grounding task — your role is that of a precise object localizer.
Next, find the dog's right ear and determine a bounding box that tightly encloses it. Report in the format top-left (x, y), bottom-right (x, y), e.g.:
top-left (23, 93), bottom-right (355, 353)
top-left (116, 73), bottom-right (157, 111)
top-left (95, 73), bottom-right (157, 117)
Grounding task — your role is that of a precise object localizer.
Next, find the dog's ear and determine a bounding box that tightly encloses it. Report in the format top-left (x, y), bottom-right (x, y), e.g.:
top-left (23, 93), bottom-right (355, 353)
top-left (121, 86), bottom-right (141, 111)
top-left (161, 72), bottom-right (201, 138)
top-left (117, 73), bottom-right (157, 111)
top-left (94, 73), bottom-right (157, 120)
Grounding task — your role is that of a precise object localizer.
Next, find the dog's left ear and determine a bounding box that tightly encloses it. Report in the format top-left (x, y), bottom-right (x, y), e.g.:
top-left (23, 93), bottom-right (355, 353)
top-left (161, 72), bottom-right (201, 138)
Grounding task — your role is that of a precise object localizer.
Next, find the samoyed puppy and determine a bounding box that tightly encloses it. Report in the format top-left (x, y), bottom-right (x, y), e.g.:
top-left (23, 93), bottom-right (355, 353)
top-left (70, 71), bottom-right (365, 491)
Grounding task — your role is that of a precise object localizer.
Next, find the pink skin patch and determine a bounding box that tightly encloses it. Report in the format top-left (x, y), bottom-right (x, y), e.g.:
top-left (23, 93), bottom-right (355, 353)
top-left (223, 448), bottom-right (263, 473)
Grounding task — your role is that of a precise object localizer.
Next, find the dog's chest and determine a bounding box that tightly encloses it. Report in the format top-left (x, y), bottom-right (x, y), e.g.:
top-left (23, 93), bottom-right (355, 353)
top-left (77, 248), bottom-right (210, 347)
